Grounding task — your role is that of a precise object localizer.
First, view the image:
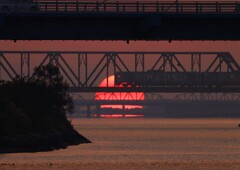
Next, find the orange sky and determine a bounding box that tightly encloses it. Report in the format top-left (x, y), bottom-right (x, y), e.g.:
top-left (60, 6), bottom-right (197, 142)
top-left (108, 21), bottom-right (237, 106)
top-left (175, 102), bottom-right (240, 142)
top-left (0, 41), bottom-right (239, 52)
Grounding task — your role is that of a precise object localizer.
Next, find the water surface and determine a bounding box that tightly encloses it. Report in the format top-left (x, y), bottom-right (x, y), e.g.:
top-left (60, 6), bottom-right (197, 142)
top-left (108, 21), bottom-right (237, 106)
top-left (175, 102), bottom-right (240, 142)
top-left (1, 118), bottom-right (240, 169)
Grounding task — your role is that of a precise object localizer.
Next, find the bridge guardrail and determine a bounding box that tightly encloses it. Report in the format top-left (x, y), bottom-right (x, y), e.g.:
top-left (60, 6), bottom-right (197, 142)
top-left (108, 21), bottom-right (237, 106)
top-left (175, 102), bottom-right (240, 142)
top-left (0, 1), bottom-right (240, 13)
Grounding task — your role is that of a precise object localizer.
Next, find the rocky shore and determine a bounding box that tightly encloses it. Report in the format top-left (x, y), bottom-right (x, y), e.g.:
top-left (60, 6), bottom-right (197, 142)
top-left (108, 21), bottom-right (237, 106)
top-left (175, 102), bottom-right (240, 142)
top-left (0, 129), bottom-right (91, 153)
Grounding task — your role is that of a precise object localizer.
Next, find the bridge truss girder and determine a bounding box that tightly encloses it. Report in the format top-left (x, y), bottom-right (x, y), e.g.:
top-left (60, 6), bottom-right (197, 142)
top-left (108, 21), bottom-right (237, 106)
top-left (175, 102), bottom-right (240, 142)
top-left (0, 51), bottom-right (240, 93)
top-left (77, 92), bottom-right (240, 102)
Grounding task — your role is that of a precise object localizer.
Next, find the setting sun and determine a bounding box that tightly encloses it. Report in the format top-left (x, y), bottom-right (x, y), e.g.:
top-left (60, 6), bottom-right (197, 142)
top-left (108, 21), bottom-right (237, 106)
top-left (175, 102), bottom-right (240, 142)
top-left (95, 75), bottom-right (144, 109)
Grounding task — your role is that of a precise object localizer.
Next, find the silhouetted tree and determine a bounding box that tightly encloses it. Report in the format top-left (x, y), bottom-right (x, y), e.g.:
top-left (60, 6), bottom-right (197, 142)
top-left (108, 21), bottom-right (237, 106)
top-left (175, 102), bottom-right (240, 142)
top-left (32, 64), bottom-right (74, 114)
top-left (0, 64), bottom-right (74, 133)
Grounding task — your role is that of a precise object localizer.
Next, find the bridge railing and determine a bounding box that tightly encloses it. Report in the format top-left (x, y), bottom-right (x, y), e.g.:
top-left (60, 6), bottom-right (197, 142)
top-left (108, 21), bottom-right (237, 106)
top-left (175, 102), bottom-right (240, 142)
top-left (0, 1), bottom-right (240, 13)
top-left (37, 1), bottom-right (240, 13)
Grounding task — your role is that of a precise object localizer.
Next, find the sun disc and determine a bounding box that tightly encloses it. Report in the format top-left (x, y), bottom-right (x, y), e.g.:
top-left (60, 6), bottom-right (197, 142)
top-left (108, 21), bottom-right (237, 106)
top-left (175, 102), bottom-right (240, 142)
top-left (95, 75), bottom-right (144, 109)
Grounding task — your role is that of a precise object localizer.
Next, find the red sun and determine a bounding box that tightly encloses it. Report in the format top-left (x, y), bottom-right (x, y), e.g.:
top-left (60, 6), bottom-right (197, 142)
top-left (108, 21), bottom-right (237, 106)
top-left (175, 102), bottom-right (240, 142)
top-left (95, 75), bottom-right (144, 109)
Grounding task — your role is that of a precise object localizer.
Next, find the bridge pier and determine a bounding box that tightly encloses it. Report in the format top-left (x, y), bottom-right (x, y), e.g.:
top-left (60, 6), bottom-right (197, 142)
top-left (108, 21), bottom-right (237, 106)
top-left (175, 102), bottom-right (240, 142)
top-left (96, 105), bottom-right (100, 118)
top-left (87, 105), bottom-right (91, 118)
top-left (122, 105), bottom-right (126, 118)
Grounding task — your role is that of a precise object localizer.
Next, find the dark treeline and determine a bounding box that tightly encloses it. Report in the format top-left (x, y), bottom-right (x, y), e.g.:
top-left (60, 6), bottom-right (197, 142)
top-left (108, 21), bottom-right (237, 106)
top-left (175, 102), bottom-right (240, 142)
top-left (0, 64), bottom-right (90, 153)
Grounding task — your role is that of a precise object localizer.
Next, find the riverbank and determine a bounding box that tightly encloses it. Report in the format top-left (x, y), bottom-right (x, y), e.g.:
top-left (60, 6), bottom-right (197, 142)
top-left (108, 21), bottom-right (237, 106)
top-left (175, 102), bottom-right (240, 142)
top-left (0, 129), bottom-right (91, 153)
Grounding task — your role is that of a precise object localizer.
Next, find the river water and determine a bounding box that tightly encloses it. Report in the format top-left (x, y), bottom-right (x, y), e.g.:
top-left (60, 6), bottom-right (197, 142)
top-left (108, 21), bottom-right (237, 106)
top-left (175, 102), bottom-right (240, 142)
top-left (1, 118), bottom-right (240, 169)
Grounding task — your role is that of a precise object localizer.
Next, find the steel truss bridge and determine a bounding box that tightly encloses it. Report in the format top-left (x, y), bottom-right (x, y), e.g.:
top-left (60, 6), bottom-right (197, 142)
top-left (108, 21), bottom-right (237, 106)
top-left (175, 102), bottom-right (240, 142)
top-left (1, 1), bottom-right (240, 40)
top-left (75, 95), bottom-right (240, 107)
top-left (73, 93), bottom-right (240, 117)
top-left (73, 92), bottom-right (240, 106)
top-left (1, 51), bottom-right (240, 93)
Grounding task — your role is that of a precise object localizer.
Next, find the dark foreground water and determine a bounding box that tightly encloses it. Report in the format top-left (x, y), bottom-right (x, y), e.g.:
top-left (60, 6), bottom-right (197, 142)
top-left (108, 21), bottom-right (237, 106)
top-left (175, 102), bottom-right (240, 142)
top-left (1, 118), bottom-right (240, 170)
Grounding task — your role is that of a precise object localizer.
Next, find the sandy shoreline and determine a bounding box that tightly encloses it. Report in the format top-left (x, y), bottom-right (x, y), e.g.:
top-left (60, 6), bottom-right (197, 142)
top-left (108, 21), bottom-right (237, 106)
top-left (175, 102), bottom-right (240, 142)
top-left (1, 161), bottom-right (240, 170)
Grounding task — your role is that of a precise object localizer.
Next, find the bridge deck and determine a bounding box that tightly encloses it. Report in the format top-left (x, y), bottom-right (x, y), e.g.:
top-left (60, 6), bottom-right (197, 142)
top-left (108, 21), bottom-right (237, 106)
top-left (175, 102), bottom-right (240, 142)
top-left (74, 99), bottom-right (240, 106)
top-left (68, 87), bottom-right (240, 93)
top-left (0, 1), bottom-right (240, 40)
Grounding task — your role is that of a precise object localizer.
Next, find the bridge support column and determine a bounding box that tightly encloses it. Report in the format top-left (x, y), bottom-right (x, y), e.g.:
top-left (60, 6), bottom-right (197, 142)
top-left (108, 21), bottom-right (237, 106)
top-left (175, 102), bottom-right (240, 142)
top-left (87, 105), bottom-right (91, 118)
top-left (96, 105), bottom-right (100, 118)
top-left (122, 105), bottom-right (126, 118)
top-left (75, 105), bottom-right (81, 115)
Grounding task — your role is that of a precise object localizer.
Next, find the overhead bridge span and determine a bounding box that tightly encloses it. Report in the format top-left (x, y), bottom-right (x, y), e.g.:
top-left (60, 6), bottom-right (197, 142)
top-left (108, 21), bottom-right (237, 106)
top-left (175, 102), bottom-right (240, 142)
top-left (1, 1), bottom-right (240, 40)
